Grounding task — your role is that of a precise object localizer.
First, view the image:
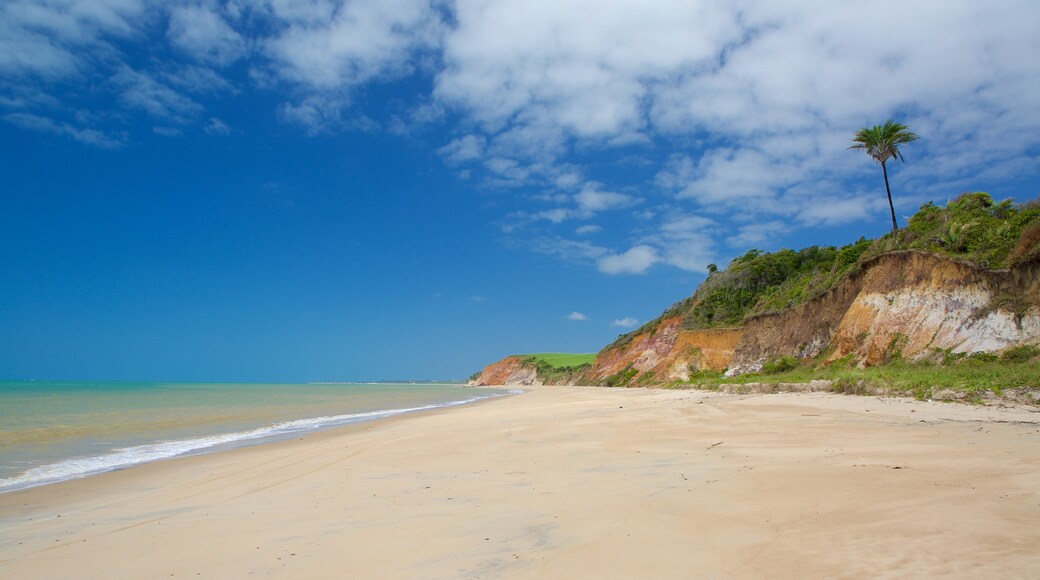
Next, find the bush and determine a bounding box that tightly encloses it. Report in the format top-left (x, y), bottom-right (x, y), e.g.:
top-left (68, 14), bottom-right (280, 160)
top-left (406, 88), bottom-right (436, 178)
top-left (1008, 220), bottom-right (1040, 263)
top-left (963, 352), bottom-right (999, 364)
top-left (761, 356), bottom-right (799, 374)
top-left (1000, 345), bottom-right (1040, 363)
top-left (603, 365), bottom-right (639, 387)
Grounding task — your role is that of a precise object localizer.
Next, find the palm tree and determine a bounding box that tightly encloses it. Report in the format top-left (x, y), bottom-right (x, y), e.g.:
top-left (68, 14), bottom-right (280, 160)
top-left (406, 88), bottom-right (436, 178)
top-left (849, 120), bottom-right (919, 230)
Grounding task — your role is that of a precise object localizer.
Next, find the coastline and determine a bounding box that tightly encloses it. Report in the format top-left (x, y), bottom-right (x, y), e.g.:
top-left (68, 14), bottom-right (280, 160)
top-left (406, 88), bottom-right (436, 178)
top-left (0, 382), bottom-right (516, 494)
top-left (2, 386), bottom-right (1039, 578)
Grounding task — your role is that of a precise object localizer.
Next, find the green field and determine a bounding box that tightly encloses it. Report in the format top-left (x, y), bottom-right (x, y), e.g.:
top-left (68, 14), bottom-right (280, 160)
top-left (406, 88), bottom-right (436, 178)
top-left (523, 353), bottom-right (597, 369)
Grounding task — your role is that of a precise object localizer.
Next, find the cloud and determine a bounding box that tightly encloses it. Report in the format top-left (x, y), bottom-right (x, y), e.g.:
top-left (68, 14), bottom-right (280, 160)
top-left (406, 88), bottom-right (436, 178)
top-left (428, 0), bottom-right (1040, 272)
top-left (205, 117), bottom-right (232, 135)
top-left (280, 95), bottom-right (346, 133)
top-left (612, 317), bottom-right (639, 328)
top-left (0, 0), bottom-right (147, 80)
top-left (263, 0), bottom-right (444, 89)
top-left (439, 134), bottom-right (486, 164)
top-left (598, 245), bottom-right (658, 275)
top-left (436, 1), bottom-right (741, 142)
top-left (566, 311), bottom-right (588, 321)
top-left (726, 221), bottom-right (789, 249)
top-left (112, 66), bottom-right (204, 123)
top-left (167, 5), bottom-right (247, 66)
top-left (2, 1), bottom-right (1039, 278)
top-left (529, 237), bottom-right (609, 263)
top-left (797, 195), bottom-right (879, 227)
top-left (574, 182), bottom-right (638, 213)
top-left (645, 213), bottom-right (717, 272)
top-left (468, 295), bottom-right (488, 302)
top-left (160, 64), bottom-right (234, 95)
top-left (3, 112), bottom-right (124, 148)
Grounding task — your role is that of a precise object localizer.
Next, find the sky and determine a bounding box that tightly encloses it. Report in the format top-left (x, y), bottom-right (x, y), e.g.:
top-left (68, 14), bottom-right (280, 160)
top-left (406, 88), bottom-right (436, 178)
top-left (2, 0), bottom-right (1039, 382)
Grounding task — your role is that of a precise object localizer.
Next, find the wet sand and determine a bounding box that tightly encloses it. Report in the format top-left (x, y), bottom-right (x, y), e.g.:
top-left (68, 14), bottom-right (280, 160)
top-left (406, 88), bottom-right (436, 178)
top-left (2, 386), bottom-right (1039, 578)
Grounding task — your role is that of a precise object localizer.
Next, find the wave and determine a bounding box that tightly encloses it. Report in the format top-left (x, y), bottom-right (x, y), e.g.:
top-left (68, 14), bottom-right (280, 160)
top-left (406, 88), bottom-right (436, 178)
top-left (0, 389), bottom-right (519, 493)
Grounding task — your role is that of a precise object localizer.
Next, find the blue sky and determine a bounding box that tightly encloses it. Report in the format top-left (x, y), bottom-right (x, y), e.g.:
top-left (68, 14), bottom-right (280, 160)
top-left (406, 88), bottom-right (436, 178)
top-left (2, 1), bottom-right (1038, 381)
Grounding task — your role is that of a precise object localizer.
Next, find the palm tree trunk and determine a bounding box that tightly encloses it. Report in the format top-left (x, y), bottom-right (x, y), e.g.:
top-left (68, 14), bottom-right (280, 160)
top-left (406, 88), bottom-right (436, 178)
top-left (881, 161), bottom-right (898, 231)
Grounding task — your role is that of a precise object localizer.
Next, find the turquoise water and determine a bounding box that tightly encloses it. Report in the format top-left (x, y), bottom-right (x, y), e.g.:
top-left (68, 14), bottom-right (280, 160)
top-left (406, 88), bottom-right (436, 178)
top-left (0, 381), bottom-right (514, 492)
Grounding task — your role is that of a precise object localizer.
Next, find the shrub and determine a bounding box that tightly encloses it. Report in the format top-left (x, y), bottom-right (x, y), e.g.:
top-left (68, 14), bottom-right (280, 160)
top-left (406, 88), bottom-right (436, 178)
top-left (963, 352), bottom-right (998, 364)
top-left (603, 365), bottom-right (639, 387)
top-left (1000, 345), bottom-right (1040, 363)
top-left (761, 355), bottom-right (799, 374)
top-left (1008, 220), bottom-right (1040, 263)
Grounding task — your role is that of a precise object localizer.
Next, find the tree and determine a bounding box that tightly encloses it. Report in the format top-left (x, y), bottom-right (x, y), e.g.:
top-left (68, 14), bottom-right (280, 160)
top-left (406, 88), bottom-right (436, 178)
top-left (849, 120), bottom-right (919, 230)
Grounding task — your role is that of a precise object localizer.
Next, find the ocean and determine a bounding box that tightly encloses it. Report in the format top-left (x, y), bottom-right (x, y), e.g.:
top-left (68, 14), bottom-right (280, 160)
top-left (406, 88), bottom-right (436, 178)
top-left (0, 380), bottom-right (515, 493)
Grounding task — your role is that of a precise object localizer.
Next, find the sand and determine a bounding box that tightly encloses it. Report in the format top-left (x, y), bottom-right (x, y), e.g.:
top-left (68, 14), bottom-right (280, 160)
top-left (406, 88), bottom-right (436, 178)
top-left (2, 386), bottom-right (1039, 579)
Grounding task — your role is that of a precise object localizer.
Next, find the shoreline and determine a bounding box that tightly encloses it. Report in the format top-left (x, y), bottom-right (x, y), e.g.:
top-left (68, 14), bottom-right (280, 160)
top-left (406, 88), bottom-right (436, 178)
top-left (0, 385), bottom-right (517, 494)
top-left (3, 386), bottom-right (1038, 577)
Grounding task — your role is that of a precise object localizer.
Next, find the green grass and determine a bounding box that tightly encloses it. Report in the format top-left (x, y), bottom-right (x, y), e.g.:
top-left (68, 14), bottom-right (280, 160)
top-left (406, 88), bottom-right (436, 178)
top-left (523, 353), bottom-right (597, 368)
top-left (677, 354), bottom-right (1040, 400)
top-left (515, 353), bottom-right (597, 383)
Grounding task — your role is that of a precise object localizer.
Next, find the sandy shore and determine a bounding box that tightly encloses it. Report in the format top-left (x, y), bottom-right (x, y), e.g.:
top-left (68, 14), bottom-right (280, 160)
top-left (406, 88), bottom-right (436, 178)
top-left (2, 386), bottom-right (1039, 579)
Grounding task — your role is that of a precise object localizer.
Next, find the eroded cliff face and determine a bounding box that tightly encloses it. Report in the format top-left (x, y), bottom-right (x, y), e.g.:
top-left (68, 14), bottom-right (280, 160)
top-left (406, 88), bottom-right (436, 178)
top-left (585, 319), bottom-right (743, 383)
top-left (468, 356), bottom-right (541, 386)
top-left (729, 251), bottom-right (1040, 373)
top-left (471, 251), bottom-right (1040, 386)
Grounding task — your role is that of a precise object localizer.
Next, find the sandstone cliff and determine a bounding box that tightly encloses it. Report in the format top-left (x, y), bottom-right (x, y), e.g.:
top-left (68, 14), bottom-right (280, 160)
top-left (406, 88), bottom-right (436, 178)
top-left (471, 251), bottom-right (1040, 386)
top-left (726, 250), bottom-right (1040, 374)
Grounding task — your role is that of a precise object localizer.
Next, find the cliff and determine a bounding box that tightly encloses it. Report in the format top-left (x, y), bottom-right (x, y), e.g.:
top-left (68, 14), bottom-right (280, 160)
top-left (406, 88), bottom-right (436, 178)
top-left (727, 250), bottom-right (1040, 373)
top-left (469, 354), bottom-right (592, 387)
top-left (470, 194), bottom-right (1040, 387)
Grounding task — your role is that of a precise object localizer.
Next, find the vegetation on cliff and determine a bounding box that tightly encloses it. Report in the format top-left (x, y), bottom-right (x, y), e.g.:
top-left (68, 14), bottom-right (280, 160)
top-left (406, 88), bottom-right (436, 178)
top-left (515, 353), bottom-right (596, 382)
top-left (521, 353), bottom-right (596, 368)
top-left (674, 345), bottom-right (1040, 402)
top-left (614, 193), bottom-right (1039, 345)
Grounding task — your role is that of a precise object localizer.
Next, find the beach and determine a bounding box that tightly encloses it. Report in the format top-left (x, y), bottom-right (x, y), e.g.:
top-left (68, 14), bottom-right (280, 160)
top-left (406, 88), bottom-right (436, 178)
top-left (2, 385), bottom-right (1039, 578)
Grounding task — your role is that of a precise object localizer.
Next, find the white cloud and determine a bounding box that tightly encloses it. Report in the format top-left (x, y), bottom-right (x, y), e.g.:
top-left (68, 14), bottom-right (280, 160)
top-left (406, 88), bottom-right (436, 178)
top-left (533, 208), bottom-right (571, 224)
top-left (160, 64), bottom-right (233, 95)
top-left (167, 5), bottom-right (246, 66)
top-left (566, 311), bottom-right (588, 321)
top-left (439, 134), bottom-right (486, 164)
top-left (574, 181), bottom-right (638, 213)
top-left (726, 221), bottom-right (789, 249)
top-left (280, 94), bottom-right (346, 133)
top-left (612, 317), bottom-right (639, 328)
top-left (153, 126), bottom-right (181, 137)
top-left (429, 0), bottom-right (1040, 271)
top-left (262, 0), bottom-right (444, 92)
top-left (598, 245), bottom-right (658, 275)
top-left (0, 0), bottom-right (147, 80)
top-left (112, 66), bottom-right (203, 123)
top-left (648, 214), bottom-right (717, 272)
top-left (436, 0), bottom-right (742, 141)
top-left (575, 224), bottom-right (601, 235)
top-left (798, 195), bottom-right (880, 227)
top-left (205, 117), bottom-right (232, 135)
top-left (483, 157), bottom-right (531, 184)
top-left (529, 237), bottom-right (608, 263)
top-left (3, 112), bottom-right (124, 148)
top-left (2, 0), bottom-right (1039, 275)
